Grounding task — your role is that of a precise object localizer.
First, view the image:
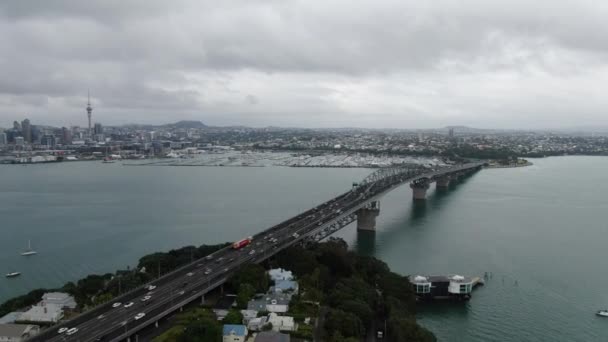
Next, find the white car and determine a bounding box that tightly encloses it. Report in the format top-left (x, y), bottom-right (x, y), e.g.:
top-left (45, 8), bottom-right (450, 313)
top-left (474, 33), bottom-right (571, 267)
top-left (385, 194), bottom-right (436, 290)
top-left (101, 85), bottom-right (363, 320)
top-left (187, 272), bottom-right (194, 276)
top-left (66, 328), bottom-right (78, 336)
top-left (141, 295), bottom-right (152, 302)
top-left (147, 285), bottom-right (156, 291)
top-left (124, 302), bottom-right (134, 308)
top-left (178, 290), bottom-right (185, 295)
top-left (97, 314), bottom-right (105, 319)
top-left (112, 302), bottom-right (122, 308)
top-left (134, 313), bottom-right (146, 320)
top-left (57, 327), bottom-right (68, 334)
top-left (249, 250), bottom-right (255, 255)
top-left (204, 270), bottom-right (211, 275)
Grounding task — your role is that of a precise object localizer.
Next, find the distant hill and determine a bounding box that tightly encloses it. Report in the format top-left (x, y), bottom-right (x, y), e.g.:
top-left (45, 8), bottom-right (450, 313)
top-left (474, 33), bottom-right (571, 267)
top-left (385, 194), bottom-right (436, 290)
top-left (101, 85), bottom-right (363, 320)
top-left (167, 120), bottom-right (207, 129)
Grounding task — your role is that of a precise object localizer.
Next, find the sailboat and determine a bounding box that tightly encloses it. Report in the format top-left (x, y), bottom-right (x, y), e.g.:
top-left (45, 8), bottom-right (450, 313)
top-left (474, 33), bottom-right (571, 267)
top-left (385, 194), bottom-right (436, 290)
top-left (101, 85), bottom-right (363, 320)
top-left (21, 240), bottom-right (37, 256)
top-left (5, 271), bottom-right (21, 278)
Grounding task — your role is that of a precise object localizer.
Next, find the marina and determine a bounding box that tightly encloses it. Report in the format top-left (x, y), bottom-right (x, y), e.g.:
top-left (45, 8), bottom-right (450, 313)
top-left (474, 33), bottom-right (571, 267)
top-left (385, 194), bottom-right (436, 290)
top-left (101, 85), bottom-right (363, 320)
top-left (122, 150), bottom-right (446, 168)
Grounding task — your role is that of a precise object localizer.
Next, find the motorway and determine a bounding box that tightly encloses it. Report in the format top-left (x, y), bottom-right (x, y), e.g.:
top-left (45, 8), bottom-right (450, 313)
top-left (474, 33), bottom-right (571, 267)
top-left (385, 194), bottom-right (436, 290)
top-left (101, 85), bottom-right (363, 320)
top-left (29, 162), bottom-right (483, 342)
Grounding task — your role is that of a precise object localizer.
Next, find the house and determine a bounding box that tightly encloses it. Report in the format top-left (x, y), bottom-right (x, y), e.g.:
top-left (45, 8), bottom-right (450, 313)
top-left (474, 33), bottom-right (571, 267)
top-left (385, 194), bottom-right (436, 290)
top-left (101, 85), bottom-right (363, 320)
top-left (266, 313), bottom-right (295, 332)
top-left (247, 316), bottom-right (268, 332)
top-left (270, 280), bottom-right (298, 295)
top-left (240, 310), bottom-right (258, 324)
top-left (214, 296), bottom-right (237, 321)
top-left (253, 331), bottom-right (290, 342)
top-left (222, 324), bottom-right (247, 342)
top-left (18, 304), bottom-right (63, 323)
top-left (247, 294), bottom-right (290, 313)
top-left (40, 292), bottom-right (76, 309)
top-left (0, 324), bottom-right (40, 342)
top-left (268, 269), bottom-right (293, 282)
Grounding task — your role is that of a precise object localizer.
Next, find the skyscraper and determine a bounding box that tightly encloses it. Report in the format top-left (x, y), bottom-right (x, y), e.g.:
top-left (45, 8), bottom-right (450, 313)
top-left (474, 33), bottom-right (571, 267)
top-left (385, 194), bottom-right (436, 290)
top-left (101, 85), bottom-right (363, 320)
top-left (21, 119), bottom-right (31, 143)
top-left (0, 132), bottom-right (7, 145)
top-left (62, 127), bottom-right (72, 144)
top-left (86, 91), bottom-right (93, 137)
top-left (94, 123), bottom-right (103, 135)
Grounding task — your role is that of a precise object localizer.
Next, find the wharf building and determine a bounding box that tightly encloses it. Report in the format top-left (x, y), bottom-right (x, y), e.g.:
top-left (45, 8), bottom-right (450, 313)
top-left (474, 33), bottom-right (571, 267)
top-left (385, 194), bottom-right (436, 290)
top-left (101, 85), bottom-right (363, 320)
top-left (409, 275), bottom-right (476, 300)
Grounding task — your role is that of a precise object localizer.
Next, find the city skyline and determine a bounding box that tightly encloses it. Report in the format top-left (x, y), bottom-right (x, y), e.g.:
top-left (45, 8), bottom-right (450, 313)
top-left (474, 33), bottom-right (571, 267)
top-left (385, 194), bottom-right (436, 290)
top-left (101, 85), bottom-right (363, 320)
top-left (2, 1), bottom-right (608, 129)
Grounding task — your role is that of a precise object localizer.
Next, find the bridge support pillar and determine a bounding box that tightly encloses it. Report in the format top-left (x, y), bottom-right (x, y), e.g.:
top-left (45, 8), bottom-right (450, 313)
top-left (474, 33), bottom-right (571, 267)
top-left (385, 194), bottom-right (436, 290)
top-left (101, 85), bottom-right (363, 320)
top-left (436, 176), bottom-right (450, 189)
top-left (180, 306), bottom-right (183, 312)
top-left (127, 338), bottom-right (131, 342)
top-left (410, 182), bottom-right (430, 200)
top-left (201, 295), bottom-right (205, 305)
top-left (357, 201), bottom-right (380, 231)
top-left (155, 321), bottom-right (159, 328)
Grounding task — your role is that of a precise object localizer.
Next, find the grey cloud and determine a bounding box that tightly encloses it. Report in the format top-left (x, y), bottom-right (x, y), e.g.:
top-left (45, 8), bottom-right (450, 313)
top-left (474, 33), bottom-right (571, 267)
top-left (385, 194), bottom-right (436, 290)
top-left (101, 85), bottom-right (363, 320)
top-left (1, 0), bottom-right (608, 128)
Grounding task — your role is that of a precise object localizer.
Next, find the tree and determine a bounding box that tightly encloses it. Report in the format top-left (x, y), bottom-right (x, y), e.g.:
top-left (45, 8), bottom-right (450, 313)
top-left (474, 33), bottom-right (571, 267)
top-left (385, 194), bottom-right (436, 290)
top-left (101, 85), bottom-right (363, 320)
top-left (324, 309), bottom-right (364, 338)
top-left (223, 309), bottom-right (244, 325)
top-left (229, 264), bottom-right (269, 293)
top-left (236, 283), bottom-right (256, 309)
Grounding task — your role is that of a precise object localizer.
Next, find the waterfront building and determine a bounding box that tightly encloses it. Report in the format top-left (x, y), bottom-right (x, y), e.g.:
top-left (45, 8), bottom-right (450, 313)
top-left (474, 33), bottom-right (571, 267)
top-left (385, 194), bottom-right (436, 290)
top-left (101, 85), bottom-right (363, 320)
top-left (61, 127), bottom-right (72, 144)
top-left (0, 133), bottom-right (7, 145)
top-left (18, 304), bottom-right (63, 323)
top-left (14, 137), bottom-right (24, 146)
top-left (40, 135), bottom-right (56, 147)
top-left (40, 293), bottom-right (76, 309)
top-left (222, 324), bottom-right (247, 342)
top-left (0, 324), bottom-right (39, 342)
top-left (21, 119), bottom-right (31, 143)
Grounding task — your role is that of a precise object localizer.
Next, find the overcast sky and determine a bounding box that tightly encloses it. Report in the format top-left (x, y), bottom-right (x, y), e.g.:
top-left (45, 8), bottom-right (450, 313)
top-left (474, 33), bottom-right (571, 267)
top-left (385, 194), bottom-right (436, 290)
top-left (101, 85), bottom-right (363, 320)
top-left (1, 0), bottom-right (608, 129)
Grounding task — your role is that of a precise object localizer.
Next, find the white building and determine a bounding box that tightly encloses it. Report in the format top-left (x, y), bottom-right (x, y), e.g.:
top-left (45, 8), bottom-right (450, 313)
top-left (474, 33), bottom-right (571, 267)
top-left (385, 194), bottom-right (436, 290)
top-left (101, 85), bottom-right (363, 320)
top-left (0, 324), bottom-right (39, 342)
top-left (267, 313), bottom-right (295, 332)
top-left (19, 304), bottom-right (63, 323)
top-left (41, 292), bottom-right (77, 310)
top-left (268, 269), bottom-right (294, 282)
top-left (240, 310), bottom-right (258, 324)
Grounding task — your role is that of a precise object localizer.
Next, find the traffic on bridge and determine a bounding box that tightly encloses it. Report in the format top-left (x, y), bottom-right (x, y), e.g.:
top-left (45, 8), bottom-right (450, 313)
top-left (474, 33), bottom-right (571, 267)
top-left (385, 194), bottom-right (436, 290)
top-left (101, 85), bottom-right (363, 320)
top-left (28, 162), bottom-right (484, 342)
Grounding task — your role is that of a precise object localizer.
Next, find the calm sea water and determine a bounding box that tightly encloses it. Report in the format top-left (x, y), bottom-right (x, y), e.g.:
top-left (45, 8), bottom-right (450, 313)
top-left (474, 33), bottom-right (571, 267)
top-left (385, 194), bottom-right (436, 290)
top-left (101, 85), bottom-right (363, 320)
top-left (1, 157), bottom-right (607, 341)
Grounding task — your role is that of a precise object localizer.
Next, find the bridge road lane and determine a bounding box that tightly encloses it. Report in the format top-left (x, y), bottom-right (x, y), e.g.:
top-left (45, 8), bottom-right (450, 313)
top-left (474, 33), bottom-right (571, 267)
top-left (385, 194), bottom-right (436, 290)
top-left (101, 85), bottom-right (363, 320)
top-left (34, 163), bottom-right (484, 342)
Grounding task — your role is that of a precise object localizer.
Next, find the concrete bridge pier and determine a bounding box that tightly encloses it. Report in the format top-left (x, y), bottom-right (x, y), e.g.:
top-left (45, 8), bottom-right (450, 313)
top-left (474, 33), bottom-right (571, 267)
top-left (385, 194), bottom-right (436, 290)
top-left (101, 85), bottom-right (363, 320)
top-left (410, 182), bottom-right (430, 200)
top-left (201, 295), bottom-right (205, 305)
top-left (436, 176), bottom-right (451, 189)
top-left (155, 321), bottom-right (159, 328)
top-left (357, 201), bottom-right (380, 231)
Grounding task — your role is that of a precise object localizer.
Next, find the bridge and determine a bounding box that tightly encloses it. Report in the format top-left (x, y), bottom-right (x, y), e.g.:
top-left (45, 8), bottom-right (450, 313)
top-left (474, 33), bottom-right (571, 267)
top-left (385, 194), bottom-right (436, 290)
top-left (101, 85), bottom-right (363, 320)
top-left (28, 161), bottom-right (484, 342)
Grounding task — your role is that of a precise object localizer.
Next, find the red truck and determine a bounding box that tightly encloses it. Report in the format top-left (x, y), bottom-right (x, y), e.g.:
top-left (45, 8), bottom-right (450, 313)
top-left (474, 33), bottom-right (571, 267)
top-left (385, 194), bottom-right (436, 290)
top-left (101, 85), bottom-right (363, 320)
top-left (232, 236), bottom-right (253, 249)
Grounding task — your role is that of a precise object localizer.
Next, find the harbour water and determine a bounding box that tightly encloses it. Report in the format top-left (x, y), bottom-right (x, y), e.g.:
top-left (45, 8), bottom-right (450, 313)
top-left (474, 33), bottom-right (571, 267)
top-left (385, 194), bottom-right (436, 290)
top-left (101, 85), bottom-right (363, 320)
top-left (1, 156), bottom-right (607, 341)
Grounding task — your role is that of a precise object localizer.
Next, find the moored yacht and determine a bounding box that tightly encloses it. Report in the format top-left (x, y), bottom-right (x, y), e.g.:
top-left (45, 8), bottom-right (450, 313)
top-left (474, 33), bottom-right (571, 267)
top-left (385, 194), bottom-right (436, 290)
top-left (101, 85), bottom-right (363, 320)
top-left (6, 272), bottom-right (21, 278)
top-left (21, 240), bottom-right (37, 256)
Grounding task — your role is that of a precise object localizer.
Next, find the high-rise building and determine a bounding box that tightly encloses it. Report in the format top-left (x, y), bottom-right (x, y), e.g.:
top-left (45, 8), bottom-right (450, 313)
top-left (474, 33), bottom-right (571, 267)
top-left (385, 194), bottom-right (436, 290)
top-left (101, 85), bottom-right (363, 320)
top-left (13, 121), bottom-right (21, 131)
top-left (94, 123), bottom-right (103, 135)
top-left (21, 119), bottom-right (31, 143)
top-left (61, 127), bottom-right (72, 144)
top-left (448, 128), bottom-right (455, 138)
top-left (0, 132), bottom-right (7, 145)
top-left (15, 136), bottom-right (24, 146)
top-left (86, 91), bottom-right (93, 137)
top-left (40, 134), bottom-right (56, 147)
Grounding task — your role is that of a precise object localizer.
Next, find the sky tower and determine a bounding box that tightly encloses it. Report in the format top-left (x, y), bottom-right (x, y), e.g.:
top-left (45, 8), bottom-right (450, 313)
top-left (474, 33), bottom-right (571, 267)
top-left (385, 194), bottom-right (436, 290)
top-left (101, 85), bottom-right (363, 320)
top-left (86, 91), bottom-right (93, 137)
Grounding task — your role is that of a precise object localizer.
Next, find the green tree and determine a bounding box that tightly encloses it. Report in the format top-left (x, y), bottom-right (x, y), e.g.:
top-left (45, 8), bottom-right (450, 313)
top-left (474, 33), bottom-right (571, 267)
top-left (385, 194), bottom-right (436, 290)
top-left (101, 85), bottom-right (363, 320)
top-left (223, 309), bottom-right (244, 324)
top-left (230, 264), bottom-right (269, 293)
top-left (236, 283), bottom-right (256, 309)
